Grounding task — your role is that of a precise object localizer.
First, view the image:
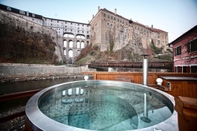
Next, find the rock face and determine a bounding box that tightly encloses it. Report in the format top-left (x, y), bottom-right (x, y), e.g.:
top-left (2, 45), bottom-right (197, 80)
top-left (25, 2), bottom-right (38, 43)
top-left (0, 10), bottom-right (62, 64)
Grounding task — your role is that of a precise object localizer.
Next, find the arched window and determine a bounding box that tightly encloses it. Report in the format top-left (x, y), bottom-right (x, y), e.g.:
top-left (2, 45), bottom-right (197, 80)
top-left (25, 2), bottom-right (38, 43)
top-left (77, 50), bottom-right (80, 54)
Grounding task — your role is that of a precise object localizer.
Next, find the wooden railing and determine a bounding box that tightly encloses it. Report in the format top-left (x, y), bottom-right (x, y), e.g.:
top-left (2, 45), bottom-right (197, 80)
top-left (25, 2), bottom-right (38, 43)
top-left (88, 61), bottom-right (173, 69)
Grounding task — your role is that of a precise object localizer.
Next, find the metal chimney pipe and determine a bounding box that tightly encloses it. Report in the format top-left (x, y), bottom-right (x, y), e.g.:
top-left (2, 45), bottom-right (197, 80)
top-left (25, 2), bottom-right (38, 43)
top-left (142, 54), bottom-right (149, 86)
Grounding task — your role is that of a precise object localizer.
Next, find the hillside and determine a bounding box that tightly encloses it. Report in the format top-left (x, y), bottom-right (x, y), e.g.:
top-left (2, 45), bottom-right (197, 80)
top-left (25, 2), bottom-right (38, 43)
top-left (75, 42), bottom-right (173, 65)
top-left (0, 21), bottom-right (57, 64)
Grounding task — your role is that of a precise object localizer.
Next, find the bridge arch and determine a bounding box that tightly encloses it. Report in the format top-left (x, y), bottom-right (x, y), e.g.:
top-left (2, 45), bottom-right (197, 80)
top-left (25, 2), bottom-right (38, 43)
top-left (77, 40), bottom-right (80, 48)
top-left (64, 40), bottom-right (67, 47)
top-left (77, 50), bottom-right (80, 54)
top-left (68, 49), bottom-right (73, 58)
top-left (68, 40), bottom-right (73, 48)
top-left (76, 34), bottom-right (85, 39)
top-left (81, 41), bottom-right (85, 48)
top-left (64, 49), bottom-right (67, 56)
top-left (64, 32), bottom-right (75, 38)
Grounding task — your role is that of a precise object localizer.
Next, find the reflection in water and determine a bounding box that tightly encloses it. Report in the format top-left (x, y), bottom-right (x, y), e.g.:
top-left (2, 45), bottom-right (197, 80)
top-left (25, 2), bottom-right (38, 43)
top-left (0, 78), bottom-right (86, 113)
top-left (39, 85), bottom-right (172, 131)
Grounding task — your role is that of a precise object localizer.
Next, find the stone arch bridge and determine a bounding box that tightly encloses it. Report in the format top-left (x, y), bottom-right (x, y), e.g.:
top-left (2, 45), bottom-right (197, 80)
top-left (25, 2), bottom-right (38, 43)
top-left (62, 31), bottom-right (90, 63)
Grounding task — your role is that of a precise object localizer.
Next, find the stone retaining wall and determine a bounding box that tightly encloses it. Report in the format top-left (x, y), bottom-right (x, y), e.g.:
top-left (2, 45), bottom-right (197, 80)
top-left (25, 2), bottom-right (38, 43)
top-left (0, 63), bottom-right (95, 83)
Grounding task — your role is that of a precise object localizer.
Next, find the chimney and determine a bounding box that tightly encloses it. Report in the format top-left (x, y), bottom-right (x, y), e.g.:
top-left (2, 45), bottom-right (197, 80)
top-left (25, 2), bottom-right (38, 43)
top-left (114, 8), bottom-right (117, 14)
top-left (98, 6), bottom-right (100, 11)
top-left (151, 25), bottom-right (153, 28)
top-left (92, 14), bottom-right (94, 18)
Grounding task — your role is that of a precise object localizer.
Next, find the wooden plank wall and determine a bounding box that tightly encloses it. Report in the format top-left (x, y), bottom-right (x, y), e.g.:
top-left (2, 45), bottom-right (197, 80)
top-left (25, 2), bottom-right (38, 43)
top-left (84, 72), bottom-right (197, 84)
top-left (82, 72), bottom-right (197, 98)
top-left (162, 79), bottom-right (197, 98)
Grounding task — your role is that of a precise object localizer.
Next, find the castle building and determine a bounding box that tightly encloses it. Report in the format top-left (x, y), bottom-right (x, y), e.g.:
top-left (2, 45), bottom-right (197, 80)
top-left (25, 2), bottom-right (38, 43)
top-left (89, 7), bottom-right (168, 52)
top-left (0, 4), bottom-right (90, 63)
top-left (0, 4), bottom-right (168, 63)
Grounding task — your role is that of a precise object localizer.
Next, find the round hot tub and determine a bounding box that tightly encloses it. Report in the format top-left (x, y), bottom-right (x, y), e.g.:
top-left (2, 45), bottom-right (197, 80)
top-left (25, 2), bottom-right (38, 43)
top-left (25, 80), bottom-right (178, 131)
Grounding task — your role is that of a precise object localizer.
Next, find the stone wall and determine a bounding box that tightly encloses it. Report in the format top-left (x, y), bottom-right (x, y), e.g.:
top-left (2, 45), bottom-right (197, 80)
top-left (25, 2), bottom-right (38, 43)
top-left (0, 10), bottom-right (57, 41)
top-left (90, 8), bottom-right (169, 52)
top-left (0, 63), bottom-right (95, 83)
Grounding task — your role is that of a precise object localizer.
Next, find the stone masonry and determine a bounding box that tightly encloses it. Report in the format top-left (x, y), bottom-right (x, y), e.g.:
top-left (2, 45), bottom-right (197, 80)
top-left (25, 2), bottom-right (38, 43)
top-left (90, 7), bottom-right (169, 52)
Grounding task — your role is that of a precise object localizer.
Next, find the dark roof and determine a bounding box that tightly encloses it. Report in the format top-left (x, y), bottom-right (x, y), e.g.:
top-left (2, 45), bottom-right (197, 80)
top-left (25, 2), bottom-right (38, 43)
top-left (0, 4), bottom-right (89, 25)
top-left (0, 4), bottom-right (43, 20)
top-left (169, 25), bottom-right (197, 45)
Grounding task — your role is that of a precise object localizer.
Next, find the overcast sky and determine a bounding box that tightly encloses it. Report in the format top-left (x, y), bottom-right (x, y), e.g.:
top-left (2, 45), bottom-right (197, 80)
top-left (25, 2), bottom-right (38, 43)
top-left (0, 0), bottom-right (197, 43)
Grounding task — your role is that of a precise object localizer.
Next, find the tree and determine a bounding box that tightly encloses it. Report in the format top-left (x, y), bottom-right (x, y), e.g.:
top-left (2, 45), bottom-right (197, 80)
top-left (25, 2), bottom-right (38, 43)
top-left (150, 40), bottom-right (162, 54)
top-left (108, 31), bottom-right (114, 55)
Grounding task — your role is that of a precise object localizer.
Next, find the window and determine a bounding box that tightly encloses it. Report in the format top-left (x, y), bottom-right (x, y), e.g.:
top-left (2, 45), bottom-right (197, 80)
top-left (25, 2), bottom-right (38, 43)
top-left (183, 67), bottom-right (186, 73)
top-left (176, 67), bottom-right (182, 72)
top-left (175, 46), bottom-right (181, 56)
top-left (7, 7), bottom-right (12, 11)
top-left (187, 38), bottom-right (197, 53)
top-left (191, 66), bottom-right (197, 73)
top-left (104, 13), bottom-right (106, 17)
top-left (19, 10), bottom-right (25, 15)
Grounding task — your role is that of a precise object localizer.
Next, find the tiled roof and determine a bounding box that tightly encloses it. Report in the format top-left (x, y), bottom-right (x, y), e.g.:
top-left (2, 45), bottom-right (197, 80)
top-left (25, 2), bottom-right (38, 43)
top-left (169, 25), bottom-right (197, 45)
